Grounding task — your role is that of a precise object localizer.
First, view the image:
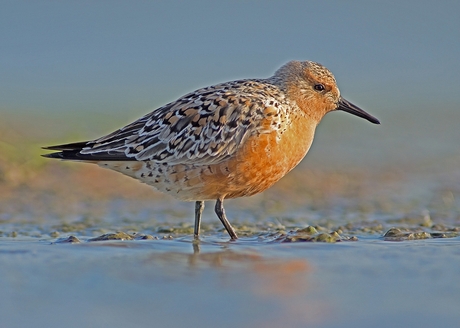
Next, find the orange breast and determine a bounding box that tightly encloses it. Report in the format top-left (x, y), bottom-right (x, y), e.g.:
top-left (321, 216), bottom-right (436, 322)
top-left (197, 112), bottom-right (317, 199)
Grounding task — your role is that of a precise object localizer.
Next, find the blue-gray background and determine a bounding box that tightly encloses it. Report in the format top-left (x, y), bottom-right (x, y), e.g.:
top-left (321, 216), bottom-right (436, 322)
top-left (2, 0), bottom-right (459, 165)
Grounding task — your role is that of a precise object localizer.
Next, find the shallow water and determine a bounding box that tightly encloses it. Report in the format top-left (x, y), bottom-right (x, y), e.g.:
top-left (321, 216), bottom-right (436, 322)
top-left (1, 109), bottom-right (460, 327)
top-left (1, 234), bottom-right (460, 327)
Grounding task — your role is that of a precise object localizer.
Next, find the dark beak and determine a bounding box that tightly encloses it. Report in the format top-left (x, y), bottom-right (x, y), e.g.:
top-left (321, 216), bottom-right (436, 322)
top-left (337, 97), bottom-right (380, 124)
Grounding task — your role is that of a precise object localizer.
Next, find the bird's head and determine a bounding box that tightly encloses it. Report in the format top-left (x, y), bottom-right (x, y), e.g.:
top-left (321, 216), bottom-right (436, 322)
top-left (274, 60), bottom-right (380, 124)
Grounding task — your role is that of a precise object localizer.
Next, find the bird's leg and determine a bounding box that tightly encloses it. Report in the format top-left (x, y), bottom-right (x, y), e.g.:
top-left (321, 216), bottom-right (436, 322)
top-left (194, 201), bottom-right (204, 239)
top-left (215, 198), bottom-right (238, 240)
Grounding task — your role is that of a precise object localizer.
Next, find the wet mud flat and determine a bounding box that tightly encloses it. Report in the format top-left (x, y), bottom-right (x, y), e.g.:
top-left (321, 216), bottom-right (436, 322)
top-left (1, 231), bottom-right (460, 328)
top-left (1, 160), bottom-right (460, 328)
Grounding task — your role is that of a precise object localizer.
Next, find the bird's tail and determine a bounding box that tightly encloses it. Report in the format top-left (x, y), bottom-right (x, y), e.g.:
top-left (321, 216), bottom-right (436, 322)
top-left (42, 141), bottom-right (90, 160)
top-left (42, 141), bottom-right (131, 161)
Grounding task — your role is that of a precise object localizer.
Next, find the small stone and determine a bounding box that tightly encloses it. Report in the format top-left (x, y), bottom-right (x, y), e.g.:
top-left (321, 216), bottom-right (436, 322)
top-left (297, 226), bottom-right (318, 234)
top-left (88, 231), bottom-right (135, 241)
top-left (54, 236), bottom-right (81, 243)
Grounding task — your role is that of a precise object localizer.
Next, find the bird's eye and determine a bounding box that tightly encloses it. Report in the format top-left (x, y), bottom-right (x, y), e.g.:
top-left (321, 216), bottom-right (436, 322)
top-left (314, 84), bottom-right (325, 91)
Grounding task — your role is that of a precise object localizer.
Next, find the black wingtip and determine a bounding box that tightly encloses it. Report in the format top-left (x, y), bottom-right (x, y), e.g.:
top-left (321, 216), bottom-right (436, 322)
top-left (41, 152), bottom-right (65, 159)
top-left (42, 150), bottom-right (85, 160)
top-left (42, 143), bottom-right (132, 161)
top-left (42, 141), bottom-right (89, 151)
top-left (42, 141), bottom-right (88, 160)
top-left (42, 146), bottom-right (60, 151)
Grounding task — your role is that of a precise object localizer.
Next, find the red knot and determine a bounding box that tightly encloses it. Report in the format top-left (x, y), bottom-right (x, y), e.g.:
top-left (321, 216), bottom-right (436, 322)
top-left (43, 60), bottom-right (380, 240)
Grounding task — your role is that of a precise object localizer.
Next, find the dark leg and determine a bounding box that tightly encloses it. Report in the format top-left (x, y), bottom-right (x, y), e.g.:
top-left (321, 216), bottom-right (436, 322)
top-left (194, 201), bottom-right (204, 239)
top-left (214, 198), bottom-right (238, 240)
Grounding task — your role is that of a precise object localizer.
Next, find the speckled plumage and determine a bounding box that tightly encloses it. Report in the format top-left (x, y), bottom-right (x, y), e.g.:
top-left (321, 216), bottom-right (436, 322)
top-left (85, 79), bottom-right (290, 164)
top-left (43, 60), bottom-right (380, 240)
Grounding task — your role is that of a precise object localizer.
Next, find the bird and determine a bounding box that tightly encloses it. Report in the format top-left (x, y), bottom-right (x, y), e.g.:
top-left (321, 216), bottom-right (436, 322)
top-left (43, 60), bottom-right (380, 240)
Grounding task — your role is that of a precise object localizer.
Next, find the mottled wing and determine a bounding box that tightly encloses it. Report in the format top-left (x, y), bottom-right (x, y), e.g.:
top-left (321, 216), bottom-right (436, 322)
top-left (80, 79), bottom-right (284, 165)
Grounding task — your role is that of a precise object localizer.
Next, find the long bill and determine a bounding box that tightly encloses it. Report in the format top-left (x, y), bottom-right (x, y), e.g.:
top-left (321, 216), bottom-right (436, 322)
top-left (336, 97), bottom-right (380, 124)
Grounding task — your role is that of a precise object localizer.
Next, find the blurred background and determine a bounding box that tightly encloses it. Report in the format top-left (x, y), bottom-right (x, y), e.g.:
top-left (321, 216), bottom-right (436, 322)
top-left (1, 0), bottom-right (459, 218)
